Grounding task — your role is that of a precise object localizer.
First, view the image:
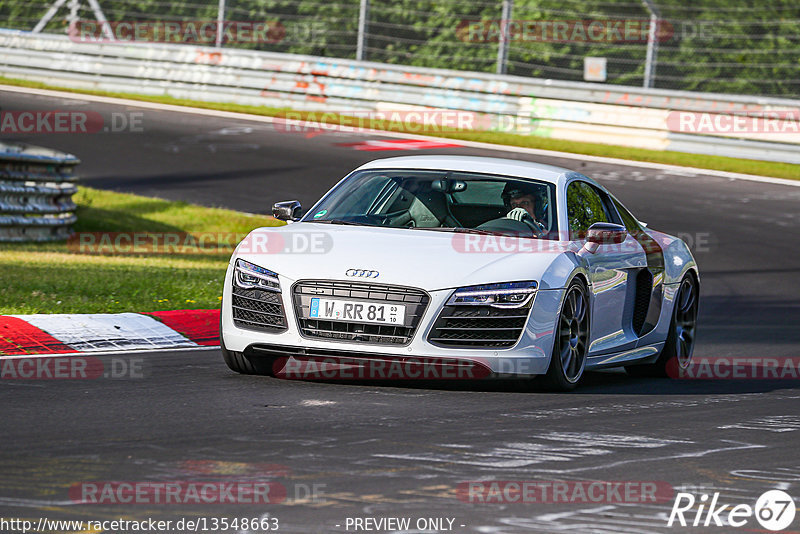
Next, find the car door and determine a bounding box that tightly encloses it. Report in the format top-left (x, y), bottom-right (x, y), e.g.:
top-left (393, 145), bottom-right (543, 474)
top-left (566, 180), bottom-right (647, 356)
top-left (610, 195), bottom-right (666, 340)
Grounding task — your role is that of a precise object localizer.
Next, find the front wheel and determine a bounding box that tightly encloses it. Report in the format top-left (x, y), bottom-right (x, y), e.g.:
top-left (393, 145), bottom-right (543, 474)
top-left (626, 272), bottom-right (698, 378)
top-left (542, 279), bottom-right (590, 391)
top-left (220, 316), bottom-right (274, 376)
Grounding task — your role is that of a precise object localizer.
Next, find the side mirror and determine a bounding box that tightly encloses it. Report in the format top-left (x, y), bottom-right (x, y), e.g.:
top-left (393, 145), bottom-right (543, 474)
top-left (584, 222), bottom-right (627, 253)
top-left (272, 200), bottom-right (302, 221)
top-left (588, 222), bottom-right (627, 244)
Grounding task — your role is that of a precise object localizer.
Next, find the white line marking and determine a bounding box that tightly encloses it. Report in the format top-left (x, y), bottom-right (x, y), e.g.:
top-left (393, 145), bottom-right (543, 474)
top-left (0, 496), bottom-right (77, 507)
top-left (536, 506), bottom-right (616, 522)
top-left (299, 399), bottom-right (337, 406)
top-left (2, 84), bottom-right (798, 188)
top-left (377, 432), bottom-right (693, 469)
top-left (531, 440), bottom-right (766, 474)
top-left (729, 467), bottom-right (800, 482)
top-left (719, 415), bottom-right (800, 433)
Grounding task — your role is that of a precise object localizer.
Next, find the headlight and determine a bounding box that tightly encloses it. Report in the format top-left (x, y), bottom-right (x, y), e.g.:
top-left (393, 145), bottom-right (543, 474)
top-left (447, 281), bottom-right (537, 308)
top-left (233, 259), bottom-right (280, 292)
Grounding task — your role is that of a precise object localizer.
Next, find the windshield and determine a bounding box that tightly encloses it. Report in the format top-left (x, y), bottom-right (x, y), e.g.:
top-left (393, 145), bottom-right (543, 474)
top-left (303, 169), bottom-right (559, 239)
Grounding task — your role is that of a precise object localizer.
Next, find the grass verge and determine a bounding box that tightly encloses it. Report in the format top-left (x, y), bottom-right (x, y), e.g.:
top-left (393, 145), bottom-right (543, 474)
top-left (0, 187), bottom-right (282, 314)
top-left (2, 76), bottom-right (798, 181)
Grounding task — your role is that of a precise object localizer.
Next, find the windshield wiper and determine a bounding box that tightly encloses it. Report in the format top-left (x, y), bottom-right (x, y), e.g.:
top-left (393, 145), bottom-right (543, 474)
top-left (311, 221), bottom-right (495, 234)
top-left (309, 219), bottom-right (378, 227)
top-left (409, 227), bottom-right (497, 235)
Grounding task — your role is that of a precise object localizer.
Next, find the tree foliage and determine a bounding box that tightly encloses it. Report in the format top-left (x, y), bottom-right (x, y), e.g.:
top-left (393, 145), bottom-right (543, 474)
top-left (2, 0), bottom-right (798, 96)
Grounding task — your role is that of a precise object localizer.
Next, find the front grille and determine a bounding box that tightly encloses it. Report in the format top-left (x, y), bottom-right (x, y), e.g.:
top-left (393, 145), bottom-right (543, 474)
top-left (293, 280), bottom-right (429, 345)
top-left (232, 287), bottom-right (288, 332)
top-left (428, 305), bottom-right (531, 348)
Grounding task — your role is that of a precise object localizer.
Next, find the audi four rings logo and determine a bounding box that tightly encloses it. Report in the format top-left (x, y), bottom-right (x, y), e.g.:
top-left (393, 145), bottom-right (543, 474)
top-left (346, 269), bottom-right (379, 278)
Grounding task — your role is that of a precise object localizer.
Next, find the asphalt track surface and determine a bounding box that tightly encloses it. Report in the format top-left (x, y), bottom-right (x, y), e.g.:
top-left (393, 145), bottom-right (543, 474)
top-left (2, 89), bottom-right (800, 533)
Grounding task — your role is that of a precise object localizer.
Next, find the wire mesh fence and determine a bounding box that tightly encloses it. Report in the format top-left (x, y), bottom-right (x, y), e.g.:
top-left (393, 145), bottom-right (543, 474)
top-left (1, 0), bottom-right (799, 97)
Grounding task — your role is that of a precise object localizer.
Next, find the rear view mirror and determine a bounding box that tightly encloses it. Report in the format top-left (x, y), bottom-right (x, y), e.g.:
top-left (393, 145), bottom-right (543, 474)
top-left (431, 178), bottom-right (467, 193)
top-left (272, 200), bottom-right (302, 221)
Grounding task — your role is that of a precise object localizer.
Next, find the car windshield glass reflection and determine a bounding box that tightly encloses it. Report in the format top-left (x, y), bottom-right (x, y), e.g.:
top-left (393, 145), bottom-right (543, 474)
top-left (303, 170), bottom-right (558, 239)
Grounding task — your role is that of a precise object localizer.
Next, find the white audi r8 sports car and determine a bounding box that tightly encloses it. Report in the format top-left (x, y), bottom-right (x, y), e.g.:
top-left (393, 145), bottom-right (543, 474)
top-left (221, 155), bottom-right (699, 390)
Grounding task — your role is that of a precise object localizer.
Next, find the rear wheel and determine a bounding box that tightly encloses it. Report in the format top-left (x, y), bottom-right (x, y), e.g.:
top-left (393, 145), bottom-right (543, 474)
top-left (542, 279), bottom-right (589, 391)
top-left (626, 272), bottom-right (698, 377)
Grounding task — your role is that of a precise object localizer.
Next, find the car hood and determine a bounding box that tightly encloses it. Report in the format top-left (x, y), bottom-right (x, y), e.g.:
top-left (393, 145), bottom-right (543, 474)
top-left (234, 223), bottom-right (571, 291)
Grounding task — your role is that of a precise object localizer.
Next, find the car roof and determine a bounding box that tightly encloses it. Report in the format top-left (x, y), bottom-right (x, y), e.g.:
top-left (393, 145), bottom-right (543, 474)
top-left (355, 155), bottom-right (576, 185)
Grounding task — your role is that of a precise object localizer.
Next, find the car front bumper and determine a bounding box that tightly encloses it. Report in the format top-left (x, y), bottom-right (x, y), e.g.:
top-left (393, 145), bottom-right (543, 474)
top-left (221, 262), bottom-right (565, 377)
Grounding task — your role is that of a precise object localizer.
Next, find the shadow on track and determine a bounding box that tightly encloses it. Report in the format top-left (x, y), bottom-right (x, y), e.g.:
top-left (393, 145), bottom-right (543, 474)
top-left (244, 371), bottom-right (800, 396)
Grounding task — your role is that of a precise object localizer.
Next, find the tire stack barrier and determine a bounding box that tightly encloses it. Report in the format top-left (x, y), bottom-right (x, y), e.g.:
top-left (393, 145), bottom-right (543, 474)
top-left (0, 141), bottom-right (80, 242)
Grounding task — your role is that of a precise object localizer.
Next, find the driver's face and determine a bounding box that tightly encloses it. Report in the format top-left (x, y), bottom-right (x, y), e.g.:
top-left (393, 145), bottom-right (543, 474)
top-left (510, 194), bottom-right (536, 218)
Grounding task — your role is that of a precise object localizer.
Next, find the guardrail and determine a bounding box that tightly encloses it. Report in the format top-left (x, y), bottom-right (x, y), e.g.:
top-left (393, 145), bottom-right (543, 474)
top-left (0, 141), bottom-right (80, 242)
top-left (1, 30), bottom-right (799, 164)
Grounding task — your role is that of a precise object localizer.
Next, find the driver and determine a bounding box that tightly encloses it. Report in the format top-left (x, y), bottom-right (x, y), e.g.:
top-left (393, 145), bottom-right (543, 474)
top-left (502, 185), bottom-right (546, 233)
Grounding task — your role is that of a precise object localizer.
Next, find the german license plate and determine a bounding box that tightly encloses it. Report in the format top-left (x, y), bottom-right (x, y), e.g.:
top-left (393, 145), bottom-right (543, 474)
top-left (308, 298), bottom-right (406, 325)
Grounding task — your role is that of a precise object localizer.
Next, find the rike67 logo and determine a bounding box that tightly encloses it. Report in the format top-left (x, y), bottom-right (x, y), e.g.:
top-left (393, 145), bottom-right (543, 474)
top-left (668, 490), bottom-right (796, 531)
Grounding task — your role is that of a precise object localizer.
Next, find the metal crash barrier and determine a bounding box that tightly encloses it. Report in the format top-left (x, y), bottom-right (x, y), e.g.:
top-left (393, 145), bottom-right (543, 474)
top-left (1, 31), bottom-right (800, 164)
top-left (0, 141), bottom-right (80, 242)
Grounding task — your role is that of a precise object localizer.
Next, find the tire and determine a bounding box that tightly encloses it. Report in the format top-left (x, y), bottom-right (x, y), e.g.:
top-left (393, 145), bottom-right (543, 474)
top-left (542, 278), bottom-right (590, 391)
top-left (220, 316), bottom-right (274, 376)
top-left (626, 272), bottom-right (698, 378)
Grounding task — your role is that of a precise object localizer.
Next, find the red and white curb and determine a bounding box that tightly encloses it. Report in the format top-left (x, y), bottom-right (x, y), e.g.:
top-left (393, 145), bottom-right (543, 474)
top-left (0, 310), bottom-right (219, 356)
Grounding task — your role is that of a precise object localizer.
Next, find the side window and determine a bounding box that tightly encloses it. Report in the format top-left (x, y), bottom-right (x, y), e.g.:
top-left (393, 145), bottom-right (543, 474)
top-left (567, 181), bottom-right (609, 240)
top-left (610, 196), bottom-right (641, 234)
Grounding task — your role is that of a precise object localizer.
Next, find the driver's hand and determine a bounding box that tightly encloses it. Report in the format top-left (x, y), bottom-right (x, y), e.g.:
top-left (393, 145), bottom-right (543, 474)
top-left (506, 208), bottom-right (531, 222)
top-left (506, 208), bottom-right (545, 234)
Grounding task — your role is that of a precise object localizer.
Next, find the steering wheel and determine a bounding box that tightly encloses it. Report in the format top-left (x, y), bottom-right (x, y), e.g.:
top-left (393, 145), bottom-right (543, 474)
top-left (518, 217), bottom-right (545, 238)
top-left (476, 217), bottom-right (543, 238)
